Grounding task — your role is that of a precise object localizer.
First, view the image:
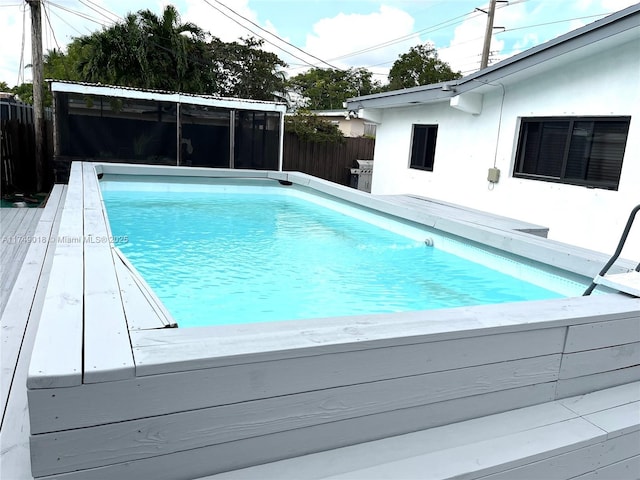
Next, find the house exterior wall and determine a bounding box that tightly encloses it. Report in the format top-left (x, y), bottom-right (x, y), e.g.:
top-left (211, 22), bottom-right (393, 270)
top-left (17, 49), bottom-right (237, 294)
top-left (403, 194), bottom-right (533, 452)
top-left (340, 118), bottom-right (365, 137)
top-left (371, 37), bottom-right (640, 260)
top-left (328, 117), bottom-right (367, 137)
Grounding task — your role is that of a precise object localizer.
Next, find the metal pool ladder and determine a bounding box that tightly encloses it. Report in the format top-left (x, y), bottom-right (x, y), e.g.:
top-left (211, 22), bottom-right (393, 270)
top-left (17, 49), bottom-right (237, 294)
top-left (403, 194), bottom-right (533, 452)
top-left (584, 204), bottom-right (640, 297)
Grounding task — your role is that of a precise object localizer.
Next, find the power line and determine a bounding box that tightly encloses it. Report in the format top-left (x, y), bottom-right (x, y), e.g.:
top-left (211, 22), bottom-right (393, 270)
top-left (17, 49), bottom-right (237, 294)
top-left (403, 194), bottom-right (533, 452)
top-left (305, 0), bottom-right (526, 67)
top-left (353, 4), bottom-right (613, 78)
top-left (17, 2), bottom-right (26, 85)
top-left (77, 0), bottom-right (118, 25)
top-left (314, 0), bottom-right (534, 71)
top-left (47, 5), bottom-right (84, 36)
top-left (82, 0), bottom-right (121, 22)
top-left (42, 1), bottom-right (51, 51)
top-left (327, 10), bottom-right (485, 64)
top-left (83, 0), bottom-right (121, 22)
top-left (200, 0), bottom-right (321, 69)
top-left (209, 0), bottom-right (342, 70)
top-left (497, 12), bottom-right (610, 35)
top-left (42, 0), bottom-right (61, 50)
top-left (47, 1), bottom-right (109, 27)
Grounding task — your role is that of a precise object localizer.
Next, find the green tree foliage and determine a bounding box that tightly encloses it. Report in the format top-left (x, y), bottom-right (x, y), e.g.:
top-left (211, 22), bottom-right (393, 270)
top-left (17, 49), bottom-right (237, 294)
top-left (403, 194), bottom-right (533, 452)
top-left (0, 81), bottom-right (10, 91)
top-left (11, 83), bottom-right (35, 104)
top-left (287, 67), bottom-right (382, 110)
top-left (387, 44), bottom-right (461, 90)
top-left (209, 37), bottom-right (287, 101)
top-left (75, 6), bottom-right (211, 93)
top-left (285, 111), bottom-right (345, 143)
top-left (44, 46), bottom-right (82, 82)
top-left (42, 5), bottom-right (287, 100)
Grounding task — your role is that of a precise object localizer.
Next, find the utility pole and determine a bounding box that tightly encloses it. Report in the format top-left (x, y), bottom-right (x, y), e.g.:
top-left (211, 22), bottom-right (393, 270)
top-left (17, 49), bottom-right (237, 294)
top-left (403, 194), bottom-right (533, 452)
top-left (480, 0), bottom-right (498, 70)
top-left (27, 0), bottom-right (45, 192)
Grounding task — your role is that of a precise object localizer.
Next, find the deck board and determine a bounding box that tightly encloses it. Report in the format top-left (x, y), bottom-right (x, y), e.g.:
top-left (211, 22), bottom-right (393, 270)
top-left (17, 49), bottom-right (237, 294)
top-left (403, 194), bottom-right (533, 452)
top-left (378, 194), bottom-right (550, 237)
top-left (1, 188), bottom-right (65, 421)
top-left (0, 207), bottom-right (43, 316)
top-left (596, 271), bottom-right (640, 297)
top-left (0, 186), bottom-right (65, 480)
top-left (28, 165), bottom-right (85, 389)
top-left (204, 383), bottom-right (640, 480)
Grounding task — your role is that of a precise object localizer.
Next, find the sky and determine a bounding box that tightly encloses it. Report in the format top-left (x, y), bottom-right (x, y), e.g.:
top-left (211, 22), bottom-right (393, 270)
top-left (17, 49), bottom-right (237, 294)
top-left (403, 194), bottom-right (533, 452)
top-left (0, 0), bottom-right (637, 88)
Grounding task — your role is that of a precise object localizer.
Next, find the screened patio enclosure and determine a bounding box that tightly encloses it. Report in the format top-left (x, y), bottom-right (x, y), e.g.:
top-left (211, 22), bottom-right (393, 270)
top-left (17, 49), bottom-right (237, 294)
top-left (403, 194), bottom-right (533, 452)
top-left (50, 81), bottom-right (286, 180)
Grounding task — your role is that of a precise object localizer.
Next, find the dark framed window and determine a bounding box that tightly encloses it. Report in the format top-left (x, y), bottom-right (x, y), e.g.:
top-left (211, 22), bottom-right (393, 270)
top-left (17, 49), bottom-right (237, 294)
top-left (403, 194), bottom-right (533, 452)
top-left (514, 116), bottom-right (630, 190)
top-left (409, 124), bottom-right (438, 171)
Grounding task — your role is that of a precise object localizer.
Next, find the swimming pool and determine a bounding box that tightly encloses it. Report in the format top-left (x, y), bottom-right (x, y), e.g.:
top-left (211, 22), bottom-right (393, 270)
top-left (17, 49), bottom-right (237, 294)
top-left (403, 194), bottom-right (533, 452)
top-left (100, 177), bottom-right (585, 328)
top-left (27, 162), bottom-right (639, 480)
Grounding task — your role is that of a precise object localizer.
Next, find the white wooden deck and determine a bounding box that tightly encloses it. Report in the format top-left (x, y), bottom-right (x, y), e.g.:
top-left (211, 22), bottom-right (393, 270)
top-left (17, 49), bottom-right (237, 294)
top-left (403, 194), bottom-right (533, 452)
top-left (378, 194), bottom-right (550, 238)
top-left (1, 207), bottom-right (43, 316)
top-left (597, 271), bottom-right (640, 297)
top-left (5, 163), bottom-right (640, 479)
top-left (0, 185), bottom-right (66, 480)
top-left (204, 382), bottom-right (640, 480)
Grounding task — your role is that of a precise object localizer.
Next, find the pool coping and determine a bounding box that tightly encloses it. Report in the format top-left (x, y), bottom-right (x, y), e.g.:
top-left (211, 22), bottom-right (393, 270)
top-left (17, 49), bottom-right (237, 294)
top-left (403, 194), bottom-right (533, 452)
top-left (27, 162), bottom-right (640, 386)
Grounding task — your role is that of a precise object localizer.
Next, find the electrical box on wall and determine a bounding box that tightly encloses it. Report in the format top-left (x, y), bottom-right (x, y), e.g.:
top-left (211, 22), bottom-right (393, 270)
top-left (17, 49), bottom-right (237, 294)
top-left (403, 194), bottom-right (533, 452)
top-left (487, 167), bottom-right (501, 183)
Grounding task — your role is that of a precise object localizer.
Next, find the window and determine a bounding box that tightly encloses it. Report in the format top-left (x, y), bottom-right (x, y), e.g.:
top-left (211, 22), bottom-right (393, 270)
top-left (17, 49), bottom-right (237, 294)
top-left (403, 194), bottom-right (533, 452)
top-left (409, 124), bottom-right (438, 171)
top-left (514, 117), bottom-right (630, 190)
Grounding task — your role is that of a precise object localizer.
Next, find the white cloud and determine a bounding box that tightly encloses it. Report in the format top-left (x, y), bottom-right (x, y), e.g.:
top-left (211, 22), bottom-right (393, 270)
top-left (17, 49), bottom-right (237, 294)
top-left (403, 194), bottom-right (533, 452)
top-left (575, 0), bottom-right (597, 11)
top-left (599, 0), bottom-right (638, 11)
top-left (437, 9), bottom-right (489, 75)
top-left (0, 0), bottom-right (125, 87)
top-left (0, 5), bottom-right (27, 87)
top-left (183, 0), bottom-right (261, 43)
top-left (435, 1), bottom-right (532, 75)
top-left (182, 0), bottom-right (295, 74)
top-left (2, 0), bottom-right (636, 89)
top-left (436, 0), bottom-right (606, 76)
top-left (298, 5), bottom-right (419, 80)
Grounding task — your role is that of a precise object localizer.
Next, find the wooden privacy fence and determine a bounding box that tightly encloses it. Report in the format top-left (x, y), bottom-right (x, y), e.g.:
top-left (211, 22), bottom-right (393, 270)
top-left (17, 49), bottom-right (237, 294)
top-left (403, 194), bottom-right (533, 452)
top-left (0, 100), bottom-right (53, 193)
top-left (282, 133), bottom-right (375, 186)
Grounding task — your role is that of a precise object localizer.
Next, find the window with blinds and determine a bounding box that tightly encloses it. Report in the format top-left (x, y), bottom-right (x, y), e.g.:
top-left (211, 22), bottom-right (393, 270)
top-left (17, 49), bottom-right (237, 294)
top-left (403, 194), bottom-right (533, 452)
top-left (514, 117), bottom-right (630, 190)
top-left (409, 124), bottom-right (438, 171)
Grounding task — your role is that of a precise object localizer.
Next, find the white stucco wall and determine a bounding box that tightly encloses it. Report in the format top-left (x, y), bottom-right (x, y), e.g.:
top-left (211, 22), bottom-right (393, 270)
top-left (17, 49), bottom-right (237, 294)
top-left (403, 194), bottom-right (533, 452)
top-left (328, 118), bottom-right (369, 137)
top-left (371, 36), bottom-right (640, 261)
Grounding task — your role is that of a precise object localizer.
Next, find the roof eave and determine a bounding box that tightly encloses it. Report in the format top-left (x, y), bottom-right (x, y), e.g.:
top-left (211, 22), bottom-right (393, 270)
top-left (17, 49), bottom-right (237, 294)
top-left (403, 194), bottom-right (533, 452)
top-left (48, 80), bottom-right (288, 113)
top-left (346, 3), bottom-right (640, 110)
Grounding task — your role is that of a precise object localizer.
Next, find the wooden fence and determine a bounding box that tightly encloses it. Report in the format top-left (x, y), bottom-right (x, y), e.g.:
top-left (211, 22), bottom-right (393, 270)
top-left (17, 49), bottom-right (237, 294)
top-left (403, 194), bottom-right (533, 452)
top-left (282, 133), bottom-right (375, 186)
top-left (0, 100), bottom-right (53, 193)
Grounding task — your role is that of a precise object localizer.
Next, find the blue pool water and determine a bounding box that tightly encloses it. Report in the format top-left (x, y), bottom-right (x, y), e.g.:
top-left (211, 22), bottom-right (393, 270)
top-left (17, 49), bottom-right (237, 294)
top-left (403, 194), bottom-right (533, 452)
top-left (102, 186), bottom-right (574, 328)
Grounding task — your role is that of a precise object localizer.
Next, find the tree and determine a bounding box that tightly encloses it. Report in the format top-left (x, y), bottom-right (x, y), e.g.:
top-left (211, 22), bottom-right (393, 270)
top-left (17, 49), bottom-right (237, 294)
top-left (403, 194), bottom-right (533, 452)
top-left (208, 37), bottom-right (287, 102)
top-left (11, 83), bottom-right (34, 104)
top-left (387, 44), bottom-right (461, 90)
top-left (136, 5), bottom-right (211, 92)
top-left (0, 81), bottom-right (10, 92)
top-left (41, 5), bottom-right (288, 101)
top-left (285, 110), bottom-right (344, 143)
top-left (74, 7), bottom-right (212, 93)
top-left (44, 47), bottom-right (81, 82)
top-left (287, 67), bottom-right (382, 110)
